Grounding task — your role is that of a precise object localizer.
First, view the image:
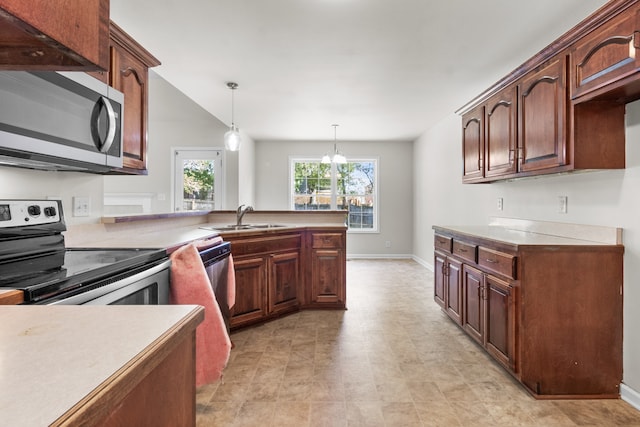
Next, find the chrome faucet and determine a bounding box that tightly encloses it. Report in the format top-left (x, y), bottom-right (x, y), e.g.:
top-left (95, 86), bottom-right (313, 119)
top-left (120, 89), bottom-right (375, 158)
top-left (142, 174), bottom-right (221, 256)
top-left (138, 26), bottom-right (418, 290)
top-left (236, 204), bottom-right (254, 225)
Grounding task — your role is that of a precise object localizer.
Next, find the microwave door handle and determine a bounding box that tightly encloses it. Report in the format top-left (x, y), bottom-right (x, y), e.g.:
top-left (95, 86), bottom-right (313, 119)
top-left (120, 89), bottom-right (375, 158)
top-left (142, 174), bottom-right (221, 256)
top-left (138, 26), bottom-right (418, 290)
top-left (91, 96), bottom-right (117, 153)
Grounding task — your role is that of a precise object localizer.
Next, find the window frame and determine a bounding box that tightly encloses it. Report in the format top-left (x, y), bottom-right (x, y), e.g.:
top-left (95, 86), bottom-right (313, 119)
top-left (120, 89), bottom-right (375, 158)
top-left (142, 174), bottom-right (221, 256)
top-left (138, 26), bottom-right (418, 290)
top-left (172, 147), bottom-right (224, 212)
top-left (289, 156), bottom-right (379, 233)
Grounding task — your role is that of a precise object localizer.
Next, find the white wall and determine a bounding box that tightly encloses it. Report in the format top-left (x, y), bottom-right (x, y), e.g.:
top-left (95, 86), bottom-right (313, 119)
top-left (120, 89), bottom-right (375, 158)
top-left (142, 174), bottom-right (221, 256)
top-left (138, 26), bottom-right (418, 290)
top-left (254, 139), bottom-right (414, 257)
top-left (104, 71), bottom-right (250, 212)
top-left (0, 167), bottom-right (104, 226)
top-left (413, 100), bottom-right (640, 400)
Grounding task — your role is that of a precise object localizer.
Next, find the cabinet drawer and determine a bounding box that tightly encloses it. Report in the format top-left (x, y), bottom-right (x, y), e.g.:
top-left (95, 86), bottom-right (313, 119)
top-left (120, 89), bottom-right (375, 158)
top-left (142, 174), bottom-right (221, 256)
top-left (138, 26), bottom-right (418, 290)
top-left (312, 233), bottom-right (344, 249)
top-left (229, 234), bottom-right (302, 257)
top-left (478, 247), bottom-right (516, 279)
top-left (434, 234), bottom-right (452, 253)
top-left (452, 240), bottom-right (477, 263)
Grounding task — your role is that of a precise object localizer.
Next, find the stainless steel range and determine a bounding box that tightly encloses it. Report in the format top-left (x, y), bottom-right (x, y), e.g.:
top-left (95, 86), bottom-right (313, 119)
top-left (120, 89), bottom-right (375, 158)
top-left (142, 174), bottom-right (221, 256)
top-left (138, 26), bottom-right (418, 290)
top-left (0, 199), bottom-right (170, 305)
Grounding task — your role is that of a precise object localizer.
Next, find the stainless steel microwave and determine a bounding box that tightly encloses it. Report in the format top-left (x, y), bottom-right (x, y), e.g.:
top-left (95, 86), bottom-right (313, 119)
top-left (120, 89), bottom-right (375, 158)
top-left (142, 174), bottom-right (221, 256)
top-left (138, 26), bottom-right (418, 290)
top-left (0, 71), bottom-right (124, 173)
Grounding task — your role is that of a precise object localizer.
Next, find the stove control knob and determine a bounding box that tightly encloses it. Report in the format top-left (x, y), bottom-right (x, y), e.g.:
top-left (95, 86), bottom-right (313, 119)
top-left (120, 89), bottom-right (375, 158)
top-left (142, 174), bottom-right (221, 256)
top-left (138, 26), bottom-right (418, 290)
top-left (27, 205), bottom-right (41, 217)
top-left (44, 206), bottom-right (57, 217)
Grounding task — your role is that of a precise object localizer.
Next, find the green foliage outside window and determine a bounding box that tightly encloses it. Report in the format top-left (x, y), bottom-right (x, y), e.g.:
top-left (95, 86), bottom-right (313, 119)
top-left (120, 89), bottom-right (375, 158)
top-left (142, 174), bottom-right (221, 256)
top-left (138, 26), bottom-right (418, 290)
top-left (293, 160), bottom-right (376, 229)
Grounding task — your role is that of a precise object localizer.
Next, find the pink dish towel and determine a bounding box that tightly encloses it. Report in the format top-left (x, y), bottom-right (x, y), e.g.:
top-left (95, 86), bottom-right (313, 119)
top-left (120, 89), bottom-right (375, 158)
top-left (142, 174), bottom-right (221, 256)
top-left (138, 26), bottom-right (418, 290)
top-left (169, 242), bottom-right (231, 386)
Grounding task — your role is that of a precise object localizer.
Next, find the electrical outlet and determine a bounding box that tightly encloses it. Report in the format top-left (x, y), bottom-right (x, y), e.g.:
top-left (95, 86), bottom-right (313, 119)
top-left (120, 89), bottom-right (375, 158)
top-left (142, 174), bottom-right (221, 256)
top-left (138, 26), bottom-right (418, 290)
top-left (559, 196), bottom-right (568, 214)
top-left (73, 196), bottom-right (91, 217)
top-left (384, 241), bottom-right (391, 248)
top-left (497, 197), bottom-right (503, 211)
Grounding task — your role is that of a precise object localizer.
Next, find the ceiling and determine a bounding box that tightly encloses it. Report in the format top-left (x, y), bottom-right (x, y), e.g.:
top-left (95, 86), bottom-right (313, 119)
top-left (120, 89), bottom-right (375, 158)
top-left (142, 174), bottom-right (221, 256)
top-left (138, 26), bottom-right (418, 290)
top-left (110, 0), bottom-right (609, 142)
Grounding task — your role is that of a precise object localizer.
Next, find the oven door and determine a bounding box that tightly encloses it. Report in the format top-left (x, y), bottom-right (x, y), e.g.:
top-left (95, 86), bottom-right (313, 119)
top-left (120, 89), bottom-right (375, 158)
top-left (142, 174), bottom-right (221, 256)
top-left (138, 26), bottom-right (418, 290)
top-left (46, 259), bottom-right (171, 305)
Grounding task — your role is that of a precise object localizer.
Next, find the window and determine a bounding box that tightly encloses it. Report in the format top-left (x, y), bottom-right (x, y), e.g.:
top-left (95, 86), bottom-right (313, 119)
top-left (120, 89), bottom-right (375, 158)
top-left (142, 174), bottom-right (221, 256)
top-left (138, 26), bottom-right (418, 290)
top-left (173, 148), bottom-right (223, 212)
top-left (291, 158), bottom-right (377, 231)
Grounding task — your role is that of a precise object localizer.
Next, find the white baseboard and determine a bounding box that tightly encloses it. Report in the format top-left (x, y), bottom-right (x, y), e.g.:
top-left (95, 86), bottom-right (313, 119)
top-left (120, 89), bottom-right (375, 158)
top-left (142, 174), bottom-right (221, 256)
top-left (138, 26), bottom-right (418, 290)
top-left (412, 255), bottom-right (433, 271)
top-left (621, 383), bottom-right (640, 411)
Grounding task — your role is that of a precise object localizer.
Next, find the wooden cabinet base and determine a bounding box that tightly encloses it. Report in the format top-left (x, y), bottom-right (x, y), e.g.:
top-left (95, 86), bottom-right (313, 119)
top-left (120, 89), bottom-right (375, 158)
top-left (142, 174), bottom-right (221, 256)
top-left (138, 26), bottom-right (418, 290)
top-left (227, 228), bottom-right (347, 330)
top-left (434, 226), bottom-right (623, 399)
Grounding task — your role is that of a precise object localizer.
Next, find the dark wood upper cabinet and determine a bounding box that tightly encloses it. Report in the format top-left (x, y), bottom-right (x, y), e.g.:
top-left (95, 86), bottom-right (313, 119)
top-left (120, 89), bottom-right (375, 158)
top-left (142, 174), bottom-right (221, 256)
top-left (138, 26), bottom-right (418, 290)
top-left (458, 0), bottom-right (640, 183)
top-left (461, 105), bottom-right (484, 183)
top-left (518, 58), bottom-right (567, 173)
top-left (0, 0), bottom-right (109, 70)
top-left (485, 86), bottom-right (517, 178)
top-left (571, 3), bottom-right (640, 101)
top-left (105, 22), bottom-right (160, 174)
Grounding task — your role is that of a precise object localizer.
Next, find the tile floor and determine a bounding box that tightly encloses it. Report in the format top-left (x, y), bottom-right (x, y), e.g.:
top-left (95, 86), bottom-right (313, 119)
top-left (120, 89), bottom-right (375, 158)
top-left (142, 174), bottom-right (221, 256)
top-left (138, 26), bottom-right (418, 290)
top-left (196, 259), bottom-right (640, 426)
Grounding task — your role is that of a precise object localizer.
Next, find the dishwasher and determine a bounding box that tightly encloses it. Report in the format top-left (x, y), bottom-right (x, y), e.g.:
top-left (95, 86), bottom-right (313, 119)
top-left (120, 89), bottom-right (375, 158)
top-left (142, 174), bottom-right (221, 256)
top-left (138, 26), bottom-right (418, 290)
top-left (198, 240), bottom-right (232, 332)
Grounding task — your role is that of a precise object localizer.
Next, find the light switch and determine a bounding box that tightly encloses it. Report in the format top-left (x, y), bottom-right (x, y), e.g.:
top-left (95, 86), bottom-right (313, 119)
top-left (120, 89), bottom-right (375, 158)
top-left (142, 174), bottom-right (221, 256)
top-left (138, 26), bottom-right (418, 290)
top-left (73, 196), bottom-right (91, 217)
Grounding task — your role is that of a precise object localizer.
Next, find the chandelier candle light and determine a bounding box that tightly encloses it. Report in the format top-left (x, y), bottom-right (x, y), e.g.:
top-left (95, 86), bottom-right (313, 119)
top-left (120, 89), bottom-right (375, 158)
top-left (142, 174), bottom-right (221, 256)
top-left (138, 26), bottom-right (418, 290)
top-left (322, 124), bottom-right (346, 164)
top-left (224, 82), bottom-right (241, 151)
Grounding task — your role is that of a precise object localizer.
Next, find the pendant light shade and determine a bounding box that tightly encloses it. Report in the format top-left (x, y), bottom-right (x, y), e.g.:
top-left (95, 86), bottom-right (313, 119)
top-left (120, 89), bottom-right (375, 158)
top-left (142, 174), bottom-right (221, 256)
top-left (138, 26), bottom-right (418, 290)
top-left (224, 82), bottom-right (241, 151)
top-left (224, 125), bottom-right (241, 151)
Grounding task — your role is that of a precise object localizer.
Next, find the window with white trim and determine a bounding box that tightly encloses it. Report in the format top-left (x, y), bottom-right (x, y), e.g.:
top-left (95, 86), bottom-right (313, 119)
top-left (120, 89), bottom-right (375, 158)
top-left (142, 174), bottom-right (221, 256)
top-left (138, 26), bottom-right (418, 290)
top-left (291, 158), bottom-right (377, 232)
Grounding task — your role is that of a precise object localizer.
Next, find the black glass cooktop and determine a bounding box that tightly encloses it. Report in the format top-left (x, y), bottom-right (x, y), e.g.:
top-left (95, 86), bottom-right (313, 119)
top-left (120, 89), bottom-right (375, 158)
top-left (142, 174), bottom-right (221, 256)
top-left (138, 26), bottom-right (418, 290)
top-left (0, 248), bottom-right (167, 303)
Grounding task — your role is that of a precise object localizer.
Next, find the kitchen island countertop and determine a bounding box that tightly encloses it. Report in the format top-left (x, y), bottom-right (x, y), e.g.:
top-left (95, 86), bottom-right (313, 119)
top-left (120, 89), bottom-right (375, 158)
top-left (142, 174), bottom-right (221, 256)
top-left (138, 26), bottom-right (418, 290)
top-left (0, 304), bottom-right (203, 426)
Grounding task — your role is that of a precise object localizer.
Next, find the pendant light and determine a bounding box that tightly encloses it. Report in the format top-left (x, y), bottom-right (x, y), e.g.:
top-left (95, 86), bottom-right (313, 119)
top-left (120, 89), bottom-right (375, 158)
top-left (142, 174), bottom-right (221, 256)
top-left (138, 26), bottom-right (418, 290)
top-left (224, 82), bottom-right (241, 151)
top-left (321, 124), bottom-right (346, 164)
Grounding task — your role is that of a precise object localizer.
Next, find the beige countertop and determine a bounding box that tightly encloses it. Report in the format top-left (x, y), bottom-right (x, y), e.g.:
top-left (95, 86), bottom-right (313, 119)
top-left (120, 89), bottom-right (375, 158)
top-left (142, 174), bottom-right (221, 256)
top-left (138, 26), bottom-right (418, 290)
top-left (434, 217), bottom-right (623, 247)
top-left (65, 210), bottom-right (347, 251)
top-left (0, 305), bottom-right (202, 426)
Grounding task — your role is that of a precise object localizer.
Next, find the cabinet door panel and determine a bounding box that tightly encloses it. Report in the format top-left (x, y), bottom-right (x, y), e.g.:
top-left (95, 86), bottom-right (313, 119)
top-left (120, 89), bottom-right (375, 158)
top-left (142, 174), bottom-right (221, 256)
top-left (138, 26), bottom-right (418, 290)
top-left (518, 58), bottom-right (567, 172)
top-left (462, 265), bottom-right (484, 344)
top-left (434, 252), bottom-right (446, 308)
top-left (572, 5), bottom-right (640, 99)
top-left (311, 249), bottom-right (345, 305)
top-left (230, 257), bottom-right (266, 328)
top-left (269, 251), bottom-right (300, 314)
top-left (485, 87), bottom-right (517, 178)
top-left (462, 106), bottom-right (484, 182)
top-left (445, 258), bottom-right (462, 325)
top-left (111, 46), bottom-right (147, 171)
top-left (485, 274), bottom-right (515, 371)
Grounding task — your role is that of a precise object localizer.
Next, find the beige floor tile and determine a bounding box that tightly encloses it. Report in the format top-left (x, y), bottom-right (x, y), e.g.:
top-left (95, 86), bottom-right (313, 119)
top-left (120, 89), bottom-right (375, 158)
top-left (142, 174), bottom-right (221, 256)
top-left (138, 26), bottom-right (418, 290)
top-left (196, 259), bottom-right (640, 426)
top-left (380, 402), bottom-right (422, 426)
top-left (309, 401), bottom-right (347, 427)
top-left (345, 401), bottom-right (385, 426)
top-left (271, 401), bottom-right (311, 427)
top-left (232, 401), bottom-right (276, 427)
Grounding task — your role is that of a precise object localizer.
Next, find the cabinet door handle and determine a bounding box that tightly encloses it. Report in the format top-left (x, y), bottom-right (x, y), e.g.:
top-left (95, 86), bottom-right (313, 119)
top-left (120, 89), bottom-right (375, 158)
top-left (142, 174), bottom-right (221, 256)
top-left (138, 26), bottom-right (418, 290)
top-left (509, 148), bottom-right (515, 164)
top-left (485, 258), bottom-right (498, 263)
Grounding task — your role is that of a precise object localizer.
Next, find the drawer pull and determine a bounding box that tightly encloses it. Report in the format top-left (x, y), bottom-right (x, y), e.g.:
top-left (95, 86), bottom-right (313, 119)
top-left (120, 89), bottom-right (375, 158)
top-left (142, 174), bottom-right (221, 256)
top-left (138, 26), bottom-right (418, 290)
top-left (458, 248), bottom-right (468, 253)
top-left (485, 258), bottom-right (498, 263)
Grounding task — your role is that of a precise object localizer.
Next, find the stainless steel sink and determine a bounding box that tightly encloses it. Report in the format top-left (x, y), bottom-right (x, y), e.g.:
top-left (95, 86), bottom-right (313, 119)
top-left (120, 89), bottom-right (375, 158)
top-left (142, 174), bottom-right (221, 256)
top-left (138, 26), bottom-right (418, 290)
top-left (200, 224), bottom-right (286, 232)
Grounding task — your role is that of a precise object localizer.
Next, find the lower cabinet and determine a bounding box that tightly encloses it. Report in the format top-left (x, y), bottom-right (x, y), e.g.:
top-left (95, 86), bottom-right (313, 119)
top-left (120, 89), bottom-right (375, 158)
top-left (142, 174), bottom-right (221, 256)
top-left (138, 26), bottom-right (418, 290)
top-left (462, 265), bottom-right (515, 371)
top-left (433, 226), bottom-right (623, 398)
top-left (309, 231), bottom-right (346, 308)
top-left (434, 251), bottom-right (462, 325)
top-left (229, 235), bottom-right (301, 329)
top-left (268, 251), bottom-right (300, 314)
top-left (228, 228), bottom-right (346, 329)
top-left (231, 256), bottom-right (268, 328)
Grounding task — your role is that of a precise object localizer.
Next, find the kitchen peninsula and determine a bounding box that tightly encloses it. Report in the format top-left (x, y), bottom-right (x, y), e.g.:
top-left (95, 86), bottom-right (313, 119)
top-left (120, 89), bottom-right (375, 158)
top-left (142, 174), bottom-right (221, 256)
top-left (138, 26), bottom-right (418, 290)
top-left (64, 209), bottom-right (348, 328)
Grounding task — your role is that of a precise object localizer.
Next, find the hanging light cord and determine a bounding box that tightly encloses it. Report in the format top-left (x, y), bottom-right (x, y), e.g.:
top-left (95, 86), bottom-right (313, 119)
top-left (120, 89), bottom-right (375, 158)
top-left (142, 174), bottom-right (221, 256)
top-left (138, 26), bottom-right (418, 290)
top-left (228, 82), bottom-right (238, 129)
